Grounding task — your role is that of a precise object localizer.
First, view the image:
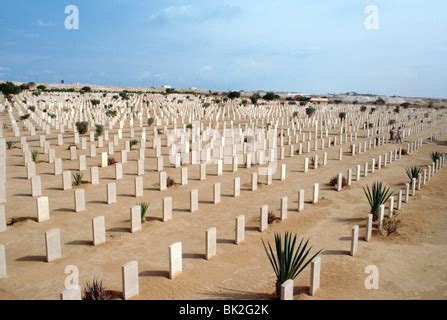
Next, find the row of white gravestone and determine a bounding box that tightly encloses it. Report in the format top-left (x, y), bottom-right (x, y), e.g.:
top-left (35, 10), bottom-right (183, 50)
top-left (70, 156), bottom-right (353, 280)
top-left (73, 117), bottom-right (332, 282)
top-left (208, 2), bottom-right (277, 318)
top-left (60, 225), bottom-right (218, 300)
top-left (280, 256), bottom-right (321, 300)
top-left (354, 154), bottom-right (445, 252)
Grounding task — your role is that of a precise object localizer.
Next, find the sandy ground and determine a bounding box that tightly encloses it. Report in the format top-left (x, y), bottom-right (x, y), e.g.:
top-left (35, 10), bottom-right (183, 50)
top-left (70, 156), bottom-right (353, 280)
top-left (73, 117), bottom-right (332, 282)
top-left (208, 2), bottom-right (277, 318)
top-left (0, 111), bottom-right (446, 300)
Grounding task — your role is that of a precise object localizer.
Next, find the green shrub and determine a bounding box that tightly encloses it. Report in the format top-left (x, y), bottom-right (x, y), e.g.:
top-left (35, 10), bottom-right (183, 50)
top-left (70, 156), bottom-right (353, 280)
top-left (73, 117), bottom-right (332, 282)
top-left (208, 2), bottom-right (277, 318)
top-left (95, 124), bottom-right (104, 138)
top-left (31, 150), bottom-right (39, 162)
top-left (363, 182), bottom-right (393, 220)
top-left (6, 141), bottom-right (16, 149)
top-left (140, 202), bottom-right (150, 223)
top-left (263, 232), bottom-right (321, 298)
top-left (75, 121), bottom-right (89, 134)
top-left (82, 279), bottom-right (111, 300)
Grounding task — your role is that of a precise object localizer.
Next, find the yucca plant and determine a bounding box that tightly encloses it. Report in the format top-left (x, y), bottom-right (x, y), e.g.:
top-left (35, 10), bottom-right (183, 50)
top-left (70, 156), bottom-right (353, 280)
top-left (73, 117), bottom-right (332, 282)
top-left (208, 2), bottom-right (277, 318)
top-left (129, 139), bottom-right (138, 150)
top-left (406, 166), bottom-right (421, 182)
top-left (72, 172), bottom-right (84, 186)
top-left (140, 202), bottom-right (150, 223)
top-left (363, 182), bottom-right (393, 220)
top-left (6, 141), bottom-right (16, 149)
top-left (82, 278), bottom-right (112, 300)
top-left (430, 151), bottom-right (443, 162)
top-left (31, 149), bottom-right (39, 162)
top-left (262, 232), bottom-right (322, 299)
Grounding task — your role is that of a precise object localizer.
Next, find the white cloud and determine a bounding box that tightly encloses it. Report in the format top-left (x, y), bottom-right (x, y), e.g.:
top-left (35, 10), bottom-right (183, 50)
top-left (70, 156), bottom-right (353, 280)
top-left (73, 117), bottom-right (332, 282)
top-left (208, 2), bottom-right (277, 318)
top-left (35, 19), bottom-right (55, 27)
top-left (0, 66), bottom-right (10, 77)
top-left (147, 4), bottom-right (241, 25)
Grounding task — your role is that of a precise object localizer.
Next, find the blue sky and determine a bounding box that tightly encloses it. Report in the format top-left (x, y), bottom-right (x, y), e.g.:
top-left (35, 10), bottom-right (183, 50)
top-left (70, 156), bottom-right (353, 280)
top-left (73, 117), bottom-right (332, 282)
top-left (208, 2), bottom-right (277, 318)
top-left (0, 0), bottom-right (446, 98)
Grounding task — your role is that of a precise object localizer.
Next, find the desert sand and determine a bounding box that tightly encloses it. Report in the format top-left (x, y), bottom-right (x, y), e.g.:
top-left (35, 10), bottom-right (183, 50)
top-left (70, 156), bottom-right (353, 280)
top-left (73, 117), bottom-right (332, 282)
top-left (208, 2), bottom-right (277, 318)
top-left (0, 91), bottom-right (446, 300)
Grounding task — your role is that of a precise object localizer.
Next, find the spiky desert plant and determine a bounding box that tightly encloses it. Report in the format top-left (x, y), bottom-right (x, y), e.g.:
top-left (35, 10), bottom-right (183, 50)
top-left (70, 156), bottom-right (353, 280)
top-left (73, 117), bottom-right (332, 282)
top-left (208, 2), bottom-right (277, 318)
top-left (72, 172), bottom-right (83, 186)
top-left (406, 166), bottom-right (421, 182)
top-left (363, 182), bottom-right (393, 220)
top-left (140, 202), bottom-right (150, 223)
top-left (430, 151), bottom-right (443, 162)
top-left (262, 232), bottom-right (322, 299)
top-left (82, 278), bottom-right (112, 300)
top-left (31, 149), bottom-right (39, 162)
top-left (129, 139), bottom-right (138, 150)
top-left (6, 141), bottom-right (16, 149)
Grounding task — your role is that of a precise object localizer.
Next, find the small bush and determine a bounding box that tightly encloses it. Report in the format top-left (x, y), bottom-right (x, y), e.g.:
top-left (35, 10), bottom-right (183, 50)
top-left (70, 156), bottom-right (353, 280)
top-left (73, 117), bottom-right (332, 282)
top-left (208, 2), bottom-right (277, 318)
top-left (167, 177), bottom-right (176, 188)
top-left (108, 157), bottom-right (117, 166)
top-left (28, 106), bottom-right (36, 112)
top-left (105, 110), bottom-right (117, 118)
top-left (129, 140), bottom-right (138, 150)
top-left (430, 151), bottom-right (443, 162)
top-left (31, 150), bottom-right (39, 162)
top-left (339, 112), bottom-right (346, 120)
top-left (19, 114), bottom-right (30, 121)
top-left (6, 141), bottom-right (16, 149)
top-left (329, 176), bottom-right (348, 188)
top-left (401, 149), bottom-right (408, 155)
top-left (72, 172), bottom-right (84, 186)
top-left (186, 124), bottom-right (193, 129)
top-left (95, 124), bottom-right (104, 138)
top-left (268, 211), bottom-right (277, 224)
top-left (382, 217), bottom-right (402, 236)
top-left (139, 202), bottom-right (150, 223)
top-left (305, 107), bottom-right (316, 117)
top-left (82, 279), bottom-right (112, 300)
top-left (75, 121), bottom-right (89, 134)
top-left (406, 166), bottom-right (421, 182)
top-left (147, 118), bottom-right (154, 127)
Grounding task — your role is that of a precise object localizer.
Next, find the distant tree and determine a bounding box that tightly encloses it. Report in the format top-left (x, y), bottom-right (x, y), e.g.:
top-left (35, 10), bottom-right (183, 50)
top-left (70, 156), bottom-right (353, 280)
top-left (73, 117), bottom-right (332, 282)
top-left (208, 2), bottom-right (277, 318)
top-left (166, 88), bottom-right (176, 94)
top-left (91, 99), bottom-right (100, 106)
top-left (250, 93), bottom-right (261, 105)
top-left (105, 110), bottom-right (118, 118)
top-left (36, 85), bottom-right (46, 91)
top-left (374, 98), bottom-right (385, 105)
top-left (400, 102), bottom-right (411, 108)
top-left (263, 92), bottom-right (280, 101)
top-left (82, 86), bottom-right (92, 92)
top-left (227, 91), bottom-right (241, 99)
top-left (306, 107), bottom-right (316, 117)
top-left (119, 92), bottom-right (129, 100)
top-left (0, 82), bottom-right (22, 95)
